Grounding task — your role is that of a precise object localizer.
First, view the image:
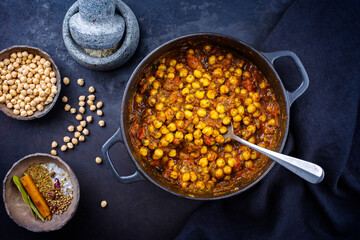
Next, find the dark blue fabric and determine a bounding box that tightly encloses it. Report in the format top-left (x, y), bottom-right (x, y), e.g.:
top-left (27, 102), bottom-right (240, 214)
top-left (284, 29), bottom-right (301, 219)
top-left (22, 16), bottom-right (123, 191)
top-left (176, 0), bottom-right (360, 239)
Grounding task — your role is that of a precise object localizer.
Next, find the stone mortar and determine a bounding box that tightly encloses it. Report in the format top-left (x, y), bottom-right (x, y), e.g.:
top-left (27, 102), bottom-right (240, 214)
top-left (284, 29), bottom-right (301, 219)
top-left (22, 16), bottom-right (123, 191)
top-left (63, 0), bottom-right (140, 71)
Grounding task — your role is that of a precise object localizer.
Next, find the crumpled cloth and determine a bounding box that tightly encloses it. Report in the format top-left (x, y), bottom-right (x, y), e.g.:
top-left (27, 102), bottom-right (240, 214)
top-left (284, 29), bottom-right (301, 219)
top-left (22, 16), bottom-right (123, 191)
top-left (176, 0), bottom-right (360, 239)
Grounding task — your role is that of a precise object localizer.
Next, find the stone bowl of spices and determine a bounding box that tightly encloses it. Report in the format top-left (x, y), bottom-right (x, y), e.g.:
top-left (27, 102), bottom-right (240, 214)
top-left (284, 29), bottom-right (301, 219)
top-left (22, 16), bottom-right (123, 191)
top-left (2, 153), bottom-right (80, 232)
top-left (0, 45), bottom-right (61, 120)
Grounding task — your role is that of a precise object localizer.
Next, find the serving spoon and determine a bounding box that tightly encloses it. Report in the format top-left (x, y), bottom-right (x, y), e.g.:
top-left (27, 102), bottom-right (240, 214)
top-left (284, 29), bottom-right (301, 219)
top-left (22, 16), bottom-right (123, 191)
top-left (222, 123), bottom-right (324, 184)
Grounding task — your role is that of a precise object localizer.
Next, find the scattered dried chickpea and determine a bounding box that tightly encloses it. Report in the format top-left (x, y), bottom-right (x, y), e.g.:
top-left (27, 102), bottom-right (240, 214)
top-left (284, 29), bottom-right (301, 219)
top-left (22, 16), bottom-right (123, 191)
top-left (79, 101), bottom-right (85, 107)
top-left (88, 86), bottom-right (95, 93)
top-left (98, 120), bottom-right (105, 127)
top-left (79, 135), bottom-right (85, 142)
top-left (63, 77), bottom-right (70, 85)
top-left (90, 105), bottom-right (96, 111)
top-left (97, 109), bottom-right (103, 116)
top-left (50, 149), bottom-right (57, 156)
top-left (75, 114), bottom-right (82, 121)
top-left (63, 136), bottom-right (71, 143)
top-left (60, 145), bottom-right (67, 152)
top-left (77, 78), bottom-right (84, 86)
top-left (74, 131), bottom-right (81, 138)
top-left (51, 141), bottom-right (58, 148)
top-left (87, 100), bottom-right (94, 106)
top-left (62, 96), bottom-right (68, 103)
top-left (79, 95), bottom-right (86, 101)
top-left (68, 125), bottom-right (75, 132)
top-left (72, 138), bottom-right (78, 145)
top-left (82, 128), bottom-right (89, 135)
top-left (67, 142), bottom-right (74, 149)
top-left (88, 94), bottom-right (95, 101)
top-left (86, 115), bottom-right (93, 122)
top-left (95, 157), bottom-right (102, 164)
top-left (80, 120), bottom-right (87, 127)
top-left (96, 101), bottom-right (103, 109)
top-left (76, 125), bottom-right (83, 132)
top-left (101, 201), bottom-right (107, 208)
top-left (64, 104), bottom-right (71, 111)
top-left (79, 106), bottom-right (85, 114)
top-left (70, 108), bottom-right (77, 114)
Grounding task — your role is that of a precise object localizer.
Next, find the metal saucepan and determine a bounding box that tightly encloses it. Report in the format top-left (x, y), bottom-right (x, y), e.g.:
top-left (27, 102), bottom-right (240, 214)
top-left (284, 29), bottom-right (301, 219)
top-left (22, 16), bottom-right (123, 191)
top-left (102, 33), bottom-right (309, 200)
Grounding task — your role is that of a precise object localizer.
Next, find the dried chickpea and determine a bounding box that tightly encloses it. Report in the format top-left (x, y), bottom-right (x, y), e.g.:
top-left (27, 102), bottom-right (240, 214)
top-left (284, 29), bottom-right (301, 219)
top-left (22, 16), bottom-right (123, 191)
top-left (79, 106), bottom-right (85, 114)
top-left (88, 94), bottom-right (95, 101)
top-left (86, 115), bottom-right (93, 122)
top-left (62, 96), bottom-right (68, 103)
top-left (76, 125), bottom-right (83, 132)
top-left (98, 120), bottom-right (105, 127)
top-left (96, 101), bottom-right (103, 109)
top-left (63, 77), bottom-right (70, 85)
top-left (60, 145), bottom-right (67, 152)
top-left (64, 104), bottom-right (71, 111)
top-left (76, 114), bottom-right (82, 121)
top-left (101, 201), bottom-right (107, 208)
top-left (70, 108), bottom-right (77, 114)
top-left (79, 135), bottom-right (85, 142)
top-left (72, 138), bottom-right (78, 145)
top-left (88, 86), bottom-right (95, 93)
top-left (63, 136), bottom-right (71, 143)
top-left (68, 125), bottom-right (75, 132)
top-left (50, 149), bottom-right (57, 156)
top-left (51, 141), bottom-right (58, 148)
top-left (74, 131), bottom-right (81, 138)
top-left (67, 142), bottom-right (74, 149)
top-left (95, 157), bottom-right (102, 164)
top-left (77, 78), bottom-right (84, 86)
top-left (90, 105), bottom-right (96, 111)
top-left (83, 128), bottom-right (89, 136)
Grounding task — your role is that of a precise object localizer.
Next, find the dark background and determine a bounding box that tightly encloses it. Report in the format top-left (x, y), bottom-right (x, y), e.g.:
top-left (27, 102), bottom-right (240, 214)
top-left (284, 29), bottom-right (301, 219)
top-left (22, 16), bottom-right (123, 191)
top-left (0, 0), bottom-right (307, 239)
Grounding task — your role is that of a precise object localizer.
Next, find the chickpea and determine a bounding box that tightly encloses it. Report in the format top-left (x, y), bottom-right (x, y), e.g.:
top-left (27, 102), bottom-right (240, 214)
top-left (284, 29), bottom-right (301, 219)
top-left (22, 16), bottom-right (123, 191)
top-left (62, 96), bottom-right (68, 103)
top-left (208, 55), bottom-right (216, 65)
top-left (186, 74), bottom-right (195, 83)
top-left (77, 78), bottom-right (84, 86)
top-left (222, 117), bottom-right (231, 125)
top-left (192, 81), bottom-right (200, 89)
top-left (220, 85), bottom-right (229, 94)
top-left (242, 151), bottom-right (251, 161)
top-left (175, 131), bottom-right (183, 139)
top-left (215, 169), bottom-right (224, 179)
top-left (196, 181), bottom-right (205, 190)
top-left (170, 171), bottom-right (178, 179)
top-left (268, 119), bottom-right (276, 126)
top-left (98, 120), bottom-right (105, 127)
top-left (50, 149), bottom-right (57, 156)
top-left (97, 110), bottom-right (103, 116)
top-left (179, 68), bottom-right (188, 77)
top-left (247, 104), bottom-right (256, 113)
top-left (68, 125), bottom-right (75, 132)
top-left (247, 125), bottom-right (256, 133)
top-left (228, 158), bottom-right (236, 167)
top-left (176, 120), bottom-right (184, 129)
top-left (175, 111), bottom-right (184, 120)
top-left (101, 200), bottom-right (107, 208)
top-left (209, 110), bottom-right (219, 119)
top-left (168, 123), bottom-right (176, 131)
top-left (195, 121), bottom-right (206, 129)
top-left (206, 90), bottom-right (216, 99)
top-left (197, 108), bottom-right (206, 117)
top-left (63, 136), bottom-right (71, 143)
top-left (229, 76), bottom-right (238, 85)
top-left (224, 165), bottom-right (232, 175)
top-left (182, 173), bottom-right (190, 182)
top-left (72, 138), bottom-right (78, 145)
top-left (259, 114), bottom-right (267, 122)
top-left (168, 149), bottom-right (177, 157)
top-left (195, 90), bottom-right (205, 99)
top-left (153, 149), bottom-right (164, 160)
top-left (63, 77), bottom-right (70, 85)
top-left (193, 129), bottom-right (202, 139)
top-left (190, 171), bottom-right (197, 182)
top-left (249, 136), bottom-right (256, 144)
top-left (233, 114), bottom-right (242, 122)
top-left (97, 101), bottom-right (103, 109)
top-left (88, 94), bottom-right (96, 101)
top-left (202, 127), bottom-right (213, 136)
top-left (244, 98), bottom-right (253, 106)
top-left (198, 158), bottom-right (208, 167)
top-left (245, 160), bottom-right (254, 169)
top-left (83, 128), bottom-right (89, 135)
top-left (64, 104), bottom-right (71, 111)
top-left (185, 94), bottom-right (195, 103)
top-left (184, 133), bottom-right (193, 142)
top-left (251, 151), bottom-right (258, 160)
top-left (74, 131), bottom-right (81, 138)
top-left (165, 133), bottom-right (174, 142)
top-left (140, 147), bottom-right (148, 156)
top-left (86, 115), bottom-right (93, 123)
top-left (184, 110), bottom-right (193, 119)
top-left (60, 145), bottom-right (67, 152)
top-left (67, 142), bottom-right (74, 149)
top-left (79, 95), bottom-right (86, 101)
top-left (75, 114), bottom-right (82, 121)
top-left (243, 116), bottom-right (251, 125)
top-left (216, 158), bottom-right (226, 167)
top-left (135, 94), bottom-right (143, 103)
top-left (90, 105), bottom-right (97, 111)
top-left (153, 120), bottom-right (162, 129)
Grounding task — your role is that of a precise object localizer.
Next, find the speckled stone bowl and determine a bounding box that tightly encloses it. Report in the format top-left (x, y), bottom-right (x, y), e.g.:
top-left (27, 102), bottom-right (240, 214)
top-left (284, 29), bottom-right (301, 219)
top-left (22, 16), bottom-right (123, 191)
top-left (0, 46), bottom-right (61, 120)
top-left (2, 153), bottom-right (80, 232)
top-left (62, 0), bottom-right (140, 71)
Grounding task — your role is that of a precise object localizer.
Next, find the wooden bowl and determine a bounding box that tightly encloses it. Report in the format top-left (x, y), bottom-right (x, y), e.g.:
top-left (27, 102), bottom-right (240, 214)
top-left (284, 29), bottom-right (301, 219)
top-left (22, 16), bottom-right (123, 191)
top-left (2, 153), bottom-right (80, 232)
top-left (0, 46), bottom-right (61, 120)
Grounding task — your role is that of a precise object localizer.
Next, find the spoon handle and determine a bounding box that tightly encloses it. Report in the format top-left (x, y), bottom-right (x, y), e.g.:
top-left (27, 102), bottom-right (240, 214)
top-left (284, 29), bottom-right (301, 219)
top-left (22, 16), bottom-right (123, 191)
top-left (231, 134), bottom-right (324, 184)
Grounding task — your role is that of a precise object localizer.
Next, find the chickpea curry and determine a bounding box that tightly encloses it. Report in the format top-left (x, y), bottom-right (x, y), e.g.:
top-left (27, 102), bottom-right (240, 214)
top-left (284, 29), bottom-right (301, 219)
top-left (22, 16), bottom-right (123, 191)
top-left (128, 44), bottom-right (280, 194)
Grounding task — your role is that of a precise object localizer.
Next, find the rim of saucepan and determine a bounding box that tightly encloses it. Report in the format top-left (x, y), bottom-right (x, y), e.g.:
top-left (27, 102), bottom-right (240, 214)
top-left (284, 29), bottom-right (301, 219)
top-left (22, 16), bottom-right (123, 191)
top-left (121, 33), bottom-right (290, 200)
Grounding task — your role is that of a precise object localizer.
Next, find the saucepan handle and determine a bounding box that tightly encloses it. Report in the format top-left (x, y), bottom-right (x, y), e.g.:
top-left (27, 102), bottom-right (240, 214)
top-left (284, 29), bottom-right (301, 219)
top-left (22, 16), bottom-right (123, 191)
top-left (102, 127), bottom-right (145, 183)
top-left (262, 51), bottom-right (309, 106)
